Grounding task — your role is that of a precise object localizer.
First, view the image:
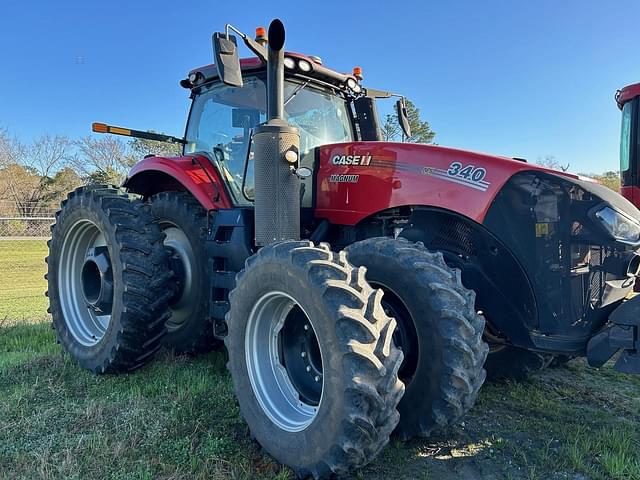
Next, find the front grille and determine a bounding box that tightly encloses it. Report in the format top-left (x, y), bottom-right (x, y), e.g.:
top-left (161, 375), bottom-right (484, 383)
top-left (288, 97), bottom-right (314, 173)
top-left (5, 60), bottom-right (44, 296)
top-left (588, 247), bottom-right (606, 308)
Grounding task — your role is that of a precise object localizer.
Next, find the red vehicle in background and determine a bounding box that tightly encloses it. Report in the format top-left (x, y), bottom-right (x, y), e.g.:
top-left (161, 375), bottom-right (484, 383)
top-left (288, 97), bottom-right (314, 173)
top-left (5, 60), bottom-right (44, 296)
top-left (617, 83), bottom-right (640, 206)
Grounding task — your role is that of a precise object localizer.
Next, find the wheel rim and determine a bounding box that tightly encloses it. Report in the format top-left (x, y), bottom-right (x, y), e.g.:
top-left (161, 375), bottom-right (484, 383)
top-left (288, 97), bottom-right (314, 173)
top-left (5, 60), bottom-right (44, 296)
top-left (161, 224), bottom-right (197, 331)
top-left (245, 291), bottom-right (323, 432)
top-left (58, 219), bottom-right (112, 346)
top-left (372, 282), bottom-right (419, 383)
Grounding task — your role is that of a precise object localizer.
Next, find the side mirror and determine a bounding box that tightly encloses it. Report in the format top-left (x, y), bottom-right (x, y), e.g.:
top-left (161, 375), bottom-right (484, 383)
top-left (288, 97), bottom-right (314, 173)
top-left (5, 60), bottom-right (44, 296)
top-left (213, 33), bottom-right (243, 87)
top-left (396, 99), bottom-right (412, 140)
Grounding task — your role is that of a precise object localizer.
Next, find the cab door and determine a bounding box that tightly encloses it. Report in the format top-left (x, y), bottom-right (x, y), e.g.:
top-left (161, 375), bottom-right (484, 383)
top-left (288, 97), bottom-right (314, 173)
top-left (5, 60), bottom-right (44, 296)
top-left (620, 97), bottom-right (639, 207)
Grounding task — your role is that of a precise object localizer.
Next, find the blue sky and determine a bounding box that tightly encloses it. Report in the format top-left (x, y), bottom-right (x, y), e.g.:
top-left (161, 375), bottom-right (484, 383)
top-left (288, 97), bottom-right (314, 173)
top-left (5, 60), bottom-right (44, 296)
top-left (0, 0), bottom-right (638, 173)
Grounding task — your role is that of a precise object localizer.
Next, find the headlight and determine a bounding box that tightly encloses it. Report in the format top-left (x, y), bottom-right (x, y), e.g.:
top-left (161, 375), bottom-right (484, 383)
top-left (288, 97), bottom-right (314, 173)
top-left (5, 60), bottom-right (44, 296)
top-left (346, 78), bottom-right (362, 94)
top-left (594, 206), bottom-right (640, 244)
top-left (297, 59), bottom-right (312, 72)
top-left (284, 57), bottom-right (296, 70)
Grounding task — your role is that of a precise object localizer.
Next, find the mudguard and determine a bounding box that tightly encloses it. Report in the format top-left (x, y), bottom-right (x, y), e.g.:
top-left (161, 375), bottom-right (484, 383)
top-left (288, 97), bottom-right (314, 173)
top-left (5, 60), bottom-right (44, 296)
top-left (123, 154), bottom-right (232, 210)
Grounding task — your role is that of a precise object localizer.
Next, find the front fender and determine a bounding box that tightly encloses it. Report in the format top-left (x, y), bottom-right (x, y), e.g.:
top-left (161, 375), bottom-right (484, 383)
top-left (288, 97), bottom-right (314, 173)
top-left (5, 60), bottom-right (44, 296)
top-left (124, 155), bottom-right (232, 210)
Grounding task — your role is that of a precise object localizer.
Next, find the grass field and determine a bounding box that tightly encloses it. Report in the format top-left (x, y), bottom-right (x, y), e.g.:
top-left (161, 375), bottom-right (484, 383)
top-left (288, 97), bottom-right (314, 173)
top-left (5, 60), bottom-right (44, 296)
top-left (1, 239), bottom-right (639, 480)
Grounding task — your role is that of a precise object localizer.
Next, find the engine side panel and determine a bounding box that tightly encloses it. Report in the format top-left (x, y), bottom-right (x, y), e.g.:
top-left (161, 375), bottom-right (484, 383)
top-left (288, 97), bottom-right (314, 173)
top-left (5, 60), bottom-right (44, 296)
top-left (314, 142), bottom-right (568, 226)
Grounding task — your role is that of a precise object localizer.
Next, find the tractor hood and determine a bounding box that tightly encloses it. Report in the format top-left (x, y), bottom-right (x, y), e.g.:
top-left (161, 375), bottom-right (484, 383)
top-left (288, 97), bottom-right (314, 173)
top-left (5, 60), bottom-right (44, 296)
top-left (314, 141), bottom-right (640, 227)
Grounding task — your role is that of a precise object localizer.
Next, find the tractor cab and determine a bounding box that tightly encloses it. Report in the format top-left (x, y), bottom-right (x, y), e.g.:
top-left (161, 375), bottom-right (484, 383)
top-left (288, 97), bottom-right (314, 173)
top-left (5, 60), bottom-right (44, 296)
top-left (180, 37), bottom-right (410, 208)
top-left (617, 83), bottom-right (640, 207)
top-left (181, 61), bottom-right (358, 204)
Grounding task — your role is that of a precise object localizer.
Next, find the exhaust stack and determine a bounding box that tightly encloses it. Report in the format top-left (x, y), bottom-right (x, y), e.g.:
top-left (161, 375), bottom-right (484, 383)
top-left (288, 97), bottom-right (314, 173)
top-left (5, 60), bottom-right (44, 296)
top-left (253, 19), bottom-right (301, 246)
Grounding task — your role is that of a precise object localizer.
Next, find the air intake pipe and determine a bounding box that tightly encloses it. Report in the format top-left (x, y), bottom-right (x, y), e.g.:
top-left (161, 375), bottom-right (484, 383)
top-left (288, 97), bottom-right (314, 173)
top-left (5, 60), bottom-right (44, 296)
top-left (253, 19), bottom-right (301, 246)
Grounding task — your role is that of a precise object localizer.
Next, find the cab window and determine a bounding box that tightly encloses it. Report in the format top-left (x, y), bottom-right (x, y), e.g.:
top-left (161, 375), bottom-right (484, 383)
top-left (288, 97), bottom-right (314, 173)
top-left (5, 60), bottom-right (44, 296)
top-left (184, 76), bottom-right (266, 205)
top-left (285, 80), bottom-right (353, 160)
top-left (620, 101), bottom-right (632, 174)
top-left (184, 75), bottom-right (354, 205)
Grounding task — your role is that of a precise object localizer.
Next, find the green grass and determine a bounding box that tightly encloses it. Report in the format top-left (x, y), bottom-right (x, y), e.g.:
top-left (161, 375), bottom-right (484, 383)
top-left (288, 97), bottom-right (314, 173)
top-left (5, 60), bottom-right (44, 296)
top-left (1, 240), bottom-right (639, 479)
top-left (0, 239), bottom-right (49, 320)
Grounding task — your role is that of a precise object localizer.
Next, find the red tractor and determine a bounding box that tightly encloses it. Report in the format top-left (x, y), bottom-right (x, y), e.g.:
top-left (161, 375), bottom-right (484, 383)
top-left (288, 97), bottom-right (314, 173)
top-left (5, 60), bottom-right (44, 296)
top-left (47, 20), bottom-right (640, 478)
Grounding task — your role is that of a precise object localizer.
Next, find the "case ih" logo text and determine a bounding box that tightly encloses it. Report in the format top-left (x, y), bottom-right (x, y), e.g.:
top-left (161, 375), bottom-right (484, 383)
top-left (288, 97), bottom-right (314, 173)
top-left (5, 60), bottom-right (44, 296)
top-left (331, 154), bottom-right (372, 166)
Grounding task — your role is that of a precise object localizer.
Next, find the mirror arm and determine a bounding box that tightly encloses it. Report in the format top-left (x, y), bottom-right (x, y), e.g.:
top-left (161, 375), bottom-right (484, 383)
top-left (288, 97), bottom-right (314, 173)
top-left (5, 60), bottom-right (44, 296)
top-left (225, 24), bottom-right (267, 62)
top-left (365, 88), bottom-right (404, 100)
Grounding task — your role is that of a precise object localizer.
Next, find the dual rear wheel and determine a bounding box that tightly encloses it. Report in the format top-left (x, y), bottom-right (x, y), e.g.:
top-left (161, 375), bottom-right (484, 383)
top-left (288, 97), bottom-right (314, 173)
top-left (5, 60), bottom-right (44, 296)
top-left (47, 186), bottom-right (173, 373)
top-left (48, 188), bottom-right (217, 374)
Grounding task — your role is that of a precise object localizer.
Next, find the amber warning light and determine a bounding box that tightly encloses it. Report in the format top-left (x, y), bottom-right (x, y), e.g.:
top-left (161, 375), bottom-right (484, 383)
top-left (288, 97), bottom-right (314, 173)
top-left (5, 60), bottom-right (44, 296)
top-left (255, 26), bottom-right (267, 45)
top-left (92, 122), bottom-right (108, 133)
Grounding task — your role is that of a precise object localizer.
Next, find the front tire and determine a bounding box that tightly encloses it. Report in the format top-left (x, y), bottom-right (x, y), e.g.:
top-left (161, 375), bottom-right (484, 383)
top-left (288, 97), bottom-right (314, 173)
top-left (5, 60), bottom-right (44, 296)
top-left (345, 237), bottom-right (488, 440)
top-left (47, 186), bottom-right (173, 373)
top-left (225, 241), bottom-right (404, 479)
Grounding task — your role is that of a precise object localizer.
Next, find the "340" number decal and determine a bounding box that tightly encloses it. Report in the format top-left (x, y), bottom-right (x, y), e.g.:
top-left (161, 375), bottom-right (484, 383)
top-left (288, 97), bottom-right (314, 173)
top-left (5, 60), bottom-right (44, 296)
top-left (446, 162), bottom-right (487, 183)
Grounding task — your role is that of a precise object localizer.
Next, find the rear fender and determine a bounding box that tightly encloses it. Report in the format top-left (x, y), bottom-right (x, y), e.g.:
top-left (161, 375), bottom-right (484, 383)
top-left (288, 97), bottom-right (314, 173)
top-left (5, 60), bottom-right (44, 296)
top-left (399, 207), bottom-right (537, 349)
top-left (123, 155), bottom-right (232, 210)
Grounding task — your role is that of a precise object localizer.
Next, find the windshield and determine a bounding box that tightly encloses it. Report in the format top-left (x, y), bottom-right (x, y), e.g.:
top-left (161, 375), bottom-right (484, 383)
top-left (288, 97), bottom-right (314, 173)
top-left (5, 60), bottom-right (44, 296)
top-left (184, 76), bottom-right (353, 204)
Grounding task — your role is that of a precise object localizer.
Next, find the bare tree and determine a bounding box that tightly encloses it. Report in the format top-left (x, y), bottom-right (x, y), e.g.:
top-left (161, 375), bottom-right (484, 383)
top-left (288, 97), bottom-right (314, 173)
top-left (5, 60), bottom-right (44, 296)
top-left (24, 135), bottom-right (73, 177)
top-left (0, 164), bottom-right (42, 215)
top-left (536, 155), bottom-right (570, 172)
top-left (0, 128), bottom-right (24, 170)
top-left (130, 136), bottom-right (182, 158)
top-left (0, 133), bottom-right (77, 215)
top-left (72, 136), bottom-right (136, 185)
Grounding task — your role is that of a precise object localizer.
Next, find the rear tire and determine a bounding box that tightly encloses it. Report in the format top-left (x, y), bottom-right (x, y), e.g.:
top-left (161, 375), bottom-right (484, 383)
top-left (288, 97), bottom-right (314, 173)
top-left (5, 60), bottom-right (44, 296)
top-left (225, 241), bottom-right (404, 479)
top-left (345, 237), bottom-right (488, 440)
top-left (148, 191), bottom-right (218, 353)
top-left (47, 185), bottom-right (172, 374)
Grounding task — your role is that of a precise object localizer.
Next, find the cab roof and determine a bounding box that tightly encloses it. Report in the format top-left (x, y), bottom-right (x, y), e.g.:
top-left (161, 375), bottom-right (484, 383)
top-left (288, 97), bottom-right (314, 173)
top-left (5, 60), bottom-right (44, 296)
top-left (182, 52), bottom-right (360, 92)
top-left (616, 83), bottom-right (640, 109)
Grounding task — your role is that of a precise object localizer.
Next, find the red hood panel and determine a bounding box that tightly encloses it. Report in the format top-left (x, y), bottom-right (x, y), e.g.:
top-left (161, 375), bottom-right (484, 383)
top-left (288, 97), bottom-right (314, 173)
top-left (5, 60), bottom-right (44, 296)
top-left (315, 142), bottom-right (574, 225)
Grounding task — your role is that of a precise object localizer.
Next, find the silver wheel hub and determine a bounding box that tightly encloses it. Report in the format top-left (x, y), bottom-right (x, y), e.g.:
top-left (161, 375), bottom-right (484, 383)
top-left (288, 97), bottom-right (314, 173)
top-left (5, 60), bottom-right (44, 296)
top-left (58, 220), bottom-right (112, 346)
top-left (245, 291), bottom-right (323, 432)
top-left (162, 225), bottom-right (197, 331)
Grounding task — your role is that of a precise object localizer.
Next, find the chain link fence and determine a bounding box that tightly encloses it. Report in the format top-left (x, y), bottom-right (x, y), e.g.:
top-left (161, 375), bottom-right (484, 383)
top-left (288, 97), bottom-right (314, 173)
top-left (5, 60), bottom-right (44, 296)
top-left (0, 200), bottom-right (58, 238)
